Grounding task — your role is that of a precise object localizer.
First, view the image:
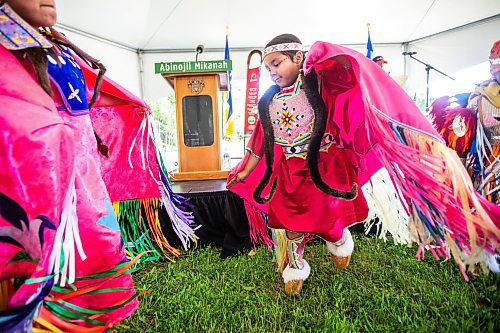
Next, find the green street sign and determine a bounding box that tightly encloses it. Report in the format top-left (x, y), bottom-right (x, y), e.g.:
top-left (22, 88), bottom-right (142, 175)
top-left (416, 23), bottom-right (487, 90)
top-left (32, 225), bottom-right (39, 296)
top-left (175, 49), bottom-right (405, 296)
top-left (155, 60), bottom-right (232, 74)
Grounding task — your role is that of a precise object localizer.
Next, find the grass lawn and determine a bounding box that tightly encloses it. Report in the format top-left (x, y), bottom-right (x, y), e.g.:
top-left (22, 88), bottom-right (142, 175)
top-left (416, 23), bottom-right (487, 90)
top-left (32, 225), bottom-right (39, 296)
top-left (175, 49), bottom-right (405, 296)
top-left (117, 235), bottom-right (499, 332)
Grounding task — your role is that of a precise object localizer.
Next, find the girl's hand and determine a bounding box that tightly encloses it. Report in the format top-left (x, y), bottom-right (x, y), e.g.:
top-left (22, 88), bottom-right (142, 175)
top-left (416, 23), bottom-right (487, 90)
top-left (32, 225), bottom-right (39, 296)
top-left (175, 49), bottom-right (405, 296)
top-left (332, 55), bottom-right (352, 70)
top-left (227, 171), bottom-right (249, 188)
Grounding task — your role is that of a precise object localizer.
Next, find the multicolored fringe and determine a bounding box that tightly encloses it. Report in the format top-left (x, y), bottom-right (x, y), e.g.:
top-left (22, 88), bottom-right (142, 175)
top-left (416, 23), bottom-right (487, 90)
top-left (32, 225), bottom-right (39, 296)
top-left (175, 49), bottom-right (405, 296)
top-left (158, 165), bottom-right (199, 251)
top-left (467, 117), bottom-right (499, 203)
top-left (31, 254), bottom-right (146, 333)
top-left (0, 279), bottom-right (52, 332)
top-left (366, 105), bottom-right (500, 279)
top-left (1, 250), bottom-right (146, 333)
top-left (113, 200), bottom-right (164, 263)
top-left (128, 112), bottom-right (198, 251)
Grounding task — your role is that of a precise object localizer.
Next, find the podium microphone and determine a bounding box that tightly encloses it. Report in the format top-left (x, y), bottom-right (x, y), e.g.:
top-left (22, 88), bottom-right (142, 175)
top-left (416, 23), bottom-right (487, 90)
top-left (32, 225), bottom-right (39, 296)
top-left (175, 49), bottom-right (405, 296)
top-left (402, 51), bottom-right (417, 56)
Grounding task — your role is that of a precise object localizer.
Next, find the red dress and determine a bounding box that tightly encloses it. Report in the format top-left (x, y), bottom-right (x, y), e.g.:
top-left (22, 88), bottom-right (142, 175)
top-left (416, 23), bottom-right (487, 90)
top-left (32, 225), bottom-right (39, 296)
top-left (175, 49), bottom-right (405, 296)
top-left (236, 70), bottom-right (368, 243)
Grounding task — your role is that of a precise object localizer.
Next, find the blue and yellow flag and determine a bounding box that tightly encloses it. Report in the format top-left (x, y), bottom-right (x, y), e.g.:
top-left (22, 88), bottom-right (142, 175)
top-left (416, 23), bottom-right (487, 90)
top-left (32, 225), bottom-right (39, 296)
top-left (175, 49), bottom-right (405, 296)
top-left (223, 34), bottom-right (234, 137)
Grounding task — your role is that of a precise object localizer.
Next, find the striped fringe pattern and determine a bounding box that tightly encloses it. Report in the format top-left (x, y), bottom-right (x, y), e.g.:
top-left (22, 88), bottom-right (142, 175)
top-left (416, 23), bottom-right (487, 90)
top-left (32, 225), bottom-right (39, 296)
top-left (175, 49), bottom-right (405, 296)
top-left (366, 105), bottom-right (500, 280)
top-left (32, 254), bottom-right (147, 333)
top-left (113, 200), bottom-right (163, 263)
top-left (158, 166), bottom-right (199, 251)
top-left (128, 111), bottom-right (198, 251)
top-left (113, 198), bottom-right (181, 262)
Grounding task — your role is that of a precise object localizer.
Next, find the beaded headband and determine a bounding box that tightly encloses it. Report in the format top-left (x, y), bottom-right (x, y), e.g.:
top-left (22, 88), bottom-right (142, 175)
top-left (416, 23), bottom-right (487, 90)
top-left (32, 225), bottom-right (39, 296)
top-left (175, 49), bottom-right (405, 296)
top-left (490, 57), bottom-right (500, 66)
top-left (262, 42), bottom-right (303, 58)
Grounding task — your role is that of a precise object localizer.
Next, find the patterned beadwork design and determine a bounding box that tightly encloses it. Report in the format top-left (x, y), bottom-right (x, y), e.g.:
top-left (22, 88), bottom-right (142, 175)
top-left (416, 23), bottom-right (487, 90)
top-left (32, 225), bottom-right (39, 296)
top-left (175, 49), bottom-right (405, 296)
top-left (270, 78), bottom-right (333, 159)
top-left (0, 3), bottom-right (52, 50)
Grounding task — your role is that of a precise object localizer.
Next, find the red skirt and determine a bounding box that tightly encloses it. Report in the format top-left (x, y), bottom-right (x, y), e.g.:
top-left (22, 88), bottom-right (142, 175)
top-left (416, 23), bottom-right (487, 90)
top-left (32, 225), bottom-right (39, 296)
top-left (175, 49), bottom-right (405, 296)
top-left (267, 147), bottom-right (368, 242)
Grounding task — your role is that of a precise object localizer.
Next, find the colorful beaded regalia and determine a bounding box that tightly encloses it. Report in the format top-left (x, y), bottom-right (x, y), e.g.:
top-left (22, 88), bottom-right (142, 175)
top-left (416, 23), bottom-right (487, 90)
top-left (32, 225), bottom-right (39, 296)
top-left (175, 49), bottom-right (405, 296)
top-left (0, 3), bottom-right (195, 331)
top-left (230, 41), bottom-right (500, 285)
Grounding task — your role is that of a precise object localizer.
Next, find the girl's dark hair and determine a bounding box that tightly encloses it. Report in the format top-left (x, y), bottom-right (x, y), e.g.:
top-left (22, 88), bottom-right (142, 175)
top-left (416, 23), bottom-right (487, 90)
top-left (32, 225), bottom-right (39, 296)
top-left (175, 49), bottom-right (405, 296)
top-left (253, 34), bottom-right (358, 203)
top-left (35, 28), bottom-right (107, 108)
top-left (23, 28), bottom-right (109, 156)
top-left (265, 33), bottom-right (302, 61)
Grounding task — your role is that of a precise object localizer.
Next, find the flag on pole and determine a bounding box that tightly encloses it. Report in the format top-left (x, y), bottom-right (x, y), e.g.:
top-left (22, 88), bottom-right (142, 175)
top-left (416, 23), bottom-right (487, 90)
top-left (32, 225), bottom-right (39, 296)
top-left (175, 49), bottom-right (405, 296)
top-left (223, 33), bottom-right (234, 137)
top-left (366, 24), bottom-right (373, 59)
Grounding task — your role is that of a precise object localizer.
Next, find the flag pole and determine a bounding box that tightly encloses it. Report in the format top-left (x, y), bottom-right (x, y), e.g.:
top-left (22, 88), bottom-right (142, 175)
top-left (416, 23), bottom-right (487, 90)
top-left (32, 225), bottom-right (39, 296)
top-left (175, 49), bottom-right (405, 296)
top-left (223, 25), bottom-right (234, 138)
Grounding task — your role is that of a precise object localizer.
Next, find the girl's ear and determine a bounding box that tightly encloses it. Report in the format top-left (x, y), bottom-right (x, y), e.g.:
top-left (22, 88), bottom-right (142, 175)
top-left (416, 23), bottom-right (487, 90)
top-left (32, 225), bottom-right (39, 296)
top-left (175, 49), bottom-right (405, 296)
top-left (294, 51), bottom-right (304, 65)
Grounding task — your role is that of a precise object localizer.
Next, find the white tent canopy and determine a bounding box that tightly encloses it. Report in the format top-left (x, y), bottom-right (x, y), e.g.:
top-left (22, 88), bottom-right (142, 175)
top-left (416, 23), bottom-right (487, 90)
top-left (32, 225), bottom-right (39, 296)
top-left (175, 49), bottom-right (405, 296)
top-left (56, 0), bottom-right (500, 102)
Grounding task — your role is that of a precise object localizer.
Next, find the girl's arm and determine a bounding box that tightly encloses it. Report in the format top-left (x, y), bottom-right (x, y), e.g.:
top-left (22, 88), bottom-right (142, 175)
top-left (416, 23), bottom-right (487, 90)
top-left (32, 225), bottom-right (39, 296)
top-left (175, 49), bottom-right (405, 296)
top-left (318, 55), bottom-right (356, 97)
top-left (331, 55), bottom-right (352, 70)
top-left (226, 119), bottom-right (265, 188)
top-left (226, 153), bottom-right (260, 187)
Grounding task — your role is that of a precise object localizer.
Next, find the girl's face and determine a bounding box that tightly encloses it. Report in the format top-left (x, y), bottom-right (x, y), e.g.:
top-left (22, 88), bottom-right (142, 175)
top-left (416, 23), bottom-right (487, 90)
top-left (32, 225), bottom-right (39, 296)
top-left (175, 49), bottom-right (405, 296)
top-left (8, 0), bottom-right (57, 28)
top-left (263, 51), bottom-right (303, 88)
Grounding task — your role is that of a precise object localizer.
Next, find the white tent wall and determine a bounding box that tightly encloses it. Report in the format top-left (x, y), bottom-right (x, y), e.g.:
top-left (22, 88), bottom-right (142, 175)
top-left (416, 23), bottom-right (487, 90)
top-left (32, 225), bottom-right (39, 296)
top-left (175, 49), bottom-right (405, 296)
top-left (57, 28), bottom-right (143, 98)
top-left (404, 18), bottom-right (500, 100)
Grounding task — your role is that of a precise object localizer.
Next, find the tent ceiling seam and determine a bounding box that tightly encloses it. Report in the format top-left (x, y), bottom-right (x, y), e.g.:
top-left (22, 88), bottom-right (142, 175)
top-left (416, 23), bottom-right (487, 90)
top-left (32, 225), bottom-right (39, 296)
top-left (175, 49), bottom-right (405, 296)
top-left (141, 0), bottom-right (185, 50)
top-left (405, 0), bottom-right (437, 42)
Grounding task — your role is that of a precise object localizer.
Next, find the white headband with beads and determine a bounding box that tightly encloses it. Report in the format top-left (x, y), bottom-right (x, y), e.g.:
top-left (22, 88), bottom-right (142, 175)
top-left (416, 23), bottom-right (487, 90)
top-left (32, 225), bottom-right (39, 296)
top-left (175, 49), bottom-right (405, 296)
top-left (262, 42), bottom-right (303, 58)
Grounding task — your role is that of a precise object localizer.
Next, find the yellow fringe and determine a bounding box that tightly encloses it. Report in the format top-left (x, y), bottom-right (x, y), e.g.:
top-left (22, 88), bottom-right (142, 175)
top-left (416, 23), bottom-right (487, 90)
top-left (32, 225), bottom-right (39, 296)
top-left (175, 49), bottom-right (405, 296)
top-left (272, 229), bottom-right (288, 273)
top-left (34, 317), bottom-right (64, 333)
top-left (143, 198), bottom-right (179, 260)
top-left (112, 201), bottom-right (120, 221)
top-left (0, 278), bottom-right (14, 311)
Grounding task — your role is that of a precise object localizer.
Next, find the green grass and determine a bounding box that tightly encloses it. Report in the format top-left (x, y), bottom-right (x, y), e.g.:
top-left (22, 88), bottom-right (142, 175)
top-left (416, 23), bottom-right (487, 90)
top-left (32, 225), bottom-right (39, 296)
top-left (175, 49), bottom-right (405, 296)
top-left (117, 235), bottom-right (499, 333)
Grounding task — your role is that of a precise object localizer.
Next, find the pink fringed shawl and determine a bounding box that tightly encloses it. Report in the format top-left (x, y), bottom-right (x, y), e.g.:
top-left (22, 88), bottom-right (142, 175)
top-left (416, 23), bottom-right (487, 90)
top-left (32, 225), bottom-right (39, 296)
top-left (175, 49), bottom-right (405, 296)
top-left (230, 41), bottom-right (499, 277)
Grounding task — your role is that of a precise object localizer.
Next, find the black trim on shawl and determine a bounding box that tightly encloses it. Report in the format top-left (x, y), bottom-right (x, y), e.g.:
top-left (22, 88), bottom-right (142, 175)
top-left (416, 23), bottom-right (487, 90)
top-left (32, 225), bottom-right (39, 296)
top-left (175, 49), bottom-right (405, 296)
top-left (253, 72), bottom-right (358, 203)
top-left (302, 70), bottom-right (358, 201)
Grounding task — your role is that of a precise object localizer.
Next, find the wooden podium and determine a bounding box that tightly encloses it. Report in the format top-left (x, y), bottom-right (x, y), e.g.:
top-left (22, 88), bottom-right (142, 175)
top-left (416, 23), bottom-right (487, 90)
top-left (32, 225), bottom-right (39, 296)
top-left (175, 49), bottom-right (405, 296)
top-left (157, 60), bottom-right (232, 181)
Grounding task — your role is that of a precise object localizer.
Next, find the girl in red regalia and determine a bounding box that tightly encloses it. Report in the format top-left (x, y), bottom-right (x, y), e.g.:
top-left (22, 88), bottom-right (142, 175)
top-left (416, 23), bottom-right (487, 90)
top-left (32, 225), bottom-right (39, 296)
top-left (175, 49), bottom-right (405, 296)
top-left (228, 34), bottom-right (367, 295)
top-left (228, 34), bottom-right (499, 296)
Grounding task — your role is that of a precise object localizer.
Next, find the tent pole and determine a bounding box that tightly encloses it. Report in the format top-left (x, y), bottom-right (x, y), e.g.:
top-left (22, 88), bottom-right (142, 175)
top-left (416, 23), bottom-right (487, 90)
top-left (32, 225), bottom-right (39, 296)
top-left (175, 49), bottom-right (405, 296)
top-left (138, 49), bottom-right (145, 100)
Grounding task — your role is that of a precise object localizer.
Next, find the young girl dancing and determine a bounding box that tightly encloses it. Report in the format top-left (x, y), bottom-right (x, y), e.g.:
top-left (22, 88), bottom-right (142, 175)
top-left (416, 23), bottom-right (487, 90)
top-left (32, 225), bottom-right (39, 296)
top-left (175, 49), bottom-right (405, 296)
top-left (228, 34), bottom-right (499, 296)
